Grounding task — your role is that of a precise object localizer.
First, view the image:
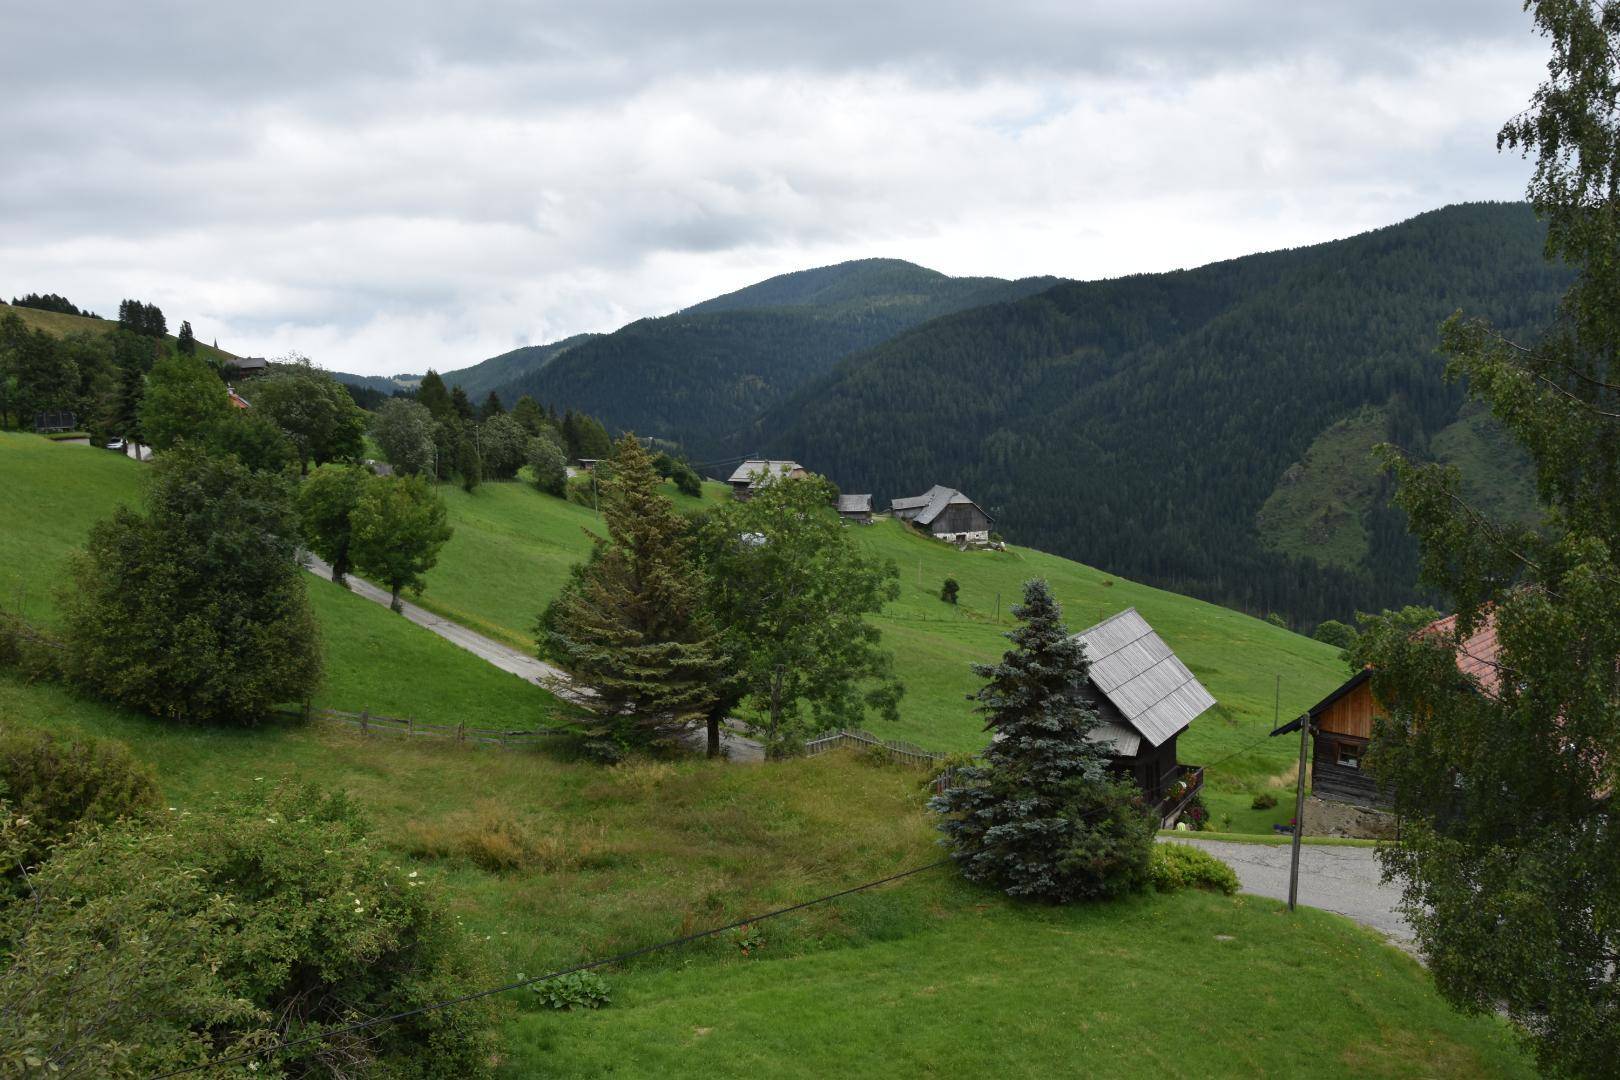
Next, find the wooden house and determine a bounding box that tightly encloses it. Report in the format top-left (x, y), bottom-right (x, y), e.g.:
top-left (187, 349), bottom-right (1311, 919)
top-left (224, 356), bottom-right (268, 379)
top-left (727, 459), bottom-right (806, 499)
top-left (889, 485), bottom-right (993, 542)
top-left (1072, 608), bottom-right (1216, 825)
top-left (836, 493), bottom-right (874, 523)
top-left (1280, 612), bottom-right (1500, 809)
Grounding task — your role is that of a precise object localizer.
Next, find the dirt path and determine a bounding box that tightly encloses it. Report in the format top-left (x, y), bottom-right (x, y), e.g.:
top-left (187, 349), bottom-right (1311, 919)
top-left (301, 554), bottom-right (765, 762)
top-left (1161, 836), bottom-right (1413, 945)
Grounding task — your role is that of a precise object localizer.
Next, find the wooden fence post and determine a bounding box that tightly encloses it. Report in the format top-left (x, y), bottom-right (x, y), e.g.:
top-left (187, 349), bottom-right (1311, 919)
top-left (457, 720), bottom-right (466, 747)
top-left (360, 710), bottom-right (370, 737)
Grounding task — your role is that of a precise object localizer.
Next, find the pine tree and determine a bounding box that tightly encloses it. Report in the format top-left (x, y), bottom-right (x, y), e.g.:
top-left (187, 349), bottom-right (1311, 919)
top-left (175, 321), bottom-right (195, 355)
top-left (539, 434), bottom-right (720, 758)
top-left (480, 391), bottom-right (504, 420)
top-left (930, 579), bottom-right (1152, 902)
top-left (415, 370), bottom-right (452, 421)
top-left (449, 385), bottom-right (473, 421)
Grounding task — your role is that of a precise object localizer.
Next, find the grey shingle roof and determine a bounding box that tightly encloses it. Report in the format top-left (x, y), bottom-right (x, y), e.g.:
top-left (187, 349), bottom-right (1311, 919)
top-left (727, 460), bottom-right (803, 485)
top-left (836, 493), bottom-right (873, 513)
top-left (1073, 608), bottom-right (1215, 748)
top-left (1084, 719), bottom-right (1142, 757)
top-left (890, 485), bottom-right (990, 526)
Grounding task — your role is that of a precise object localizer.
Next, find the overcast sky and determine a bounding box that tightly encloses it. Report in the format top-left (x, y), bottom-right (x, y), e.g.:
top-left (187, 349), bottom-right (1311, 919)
top-left (2, 2), bottom-right (1547, 376)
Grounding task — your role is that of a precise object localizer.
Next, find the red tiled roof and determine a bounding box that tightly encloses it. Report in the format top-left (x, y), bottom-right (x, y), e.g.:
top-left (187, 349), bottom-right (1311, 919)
top-left (1424, 611), bottom-right (1502, 697)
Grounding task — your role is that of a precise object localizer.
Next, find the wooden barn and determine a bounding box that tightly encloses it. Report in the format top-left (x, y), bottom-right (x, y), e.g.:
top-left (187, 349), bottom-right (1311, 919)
top-left (727, 459), bottom-right (806, 500)
top-left (1072, 608), bottom-right (1215, 825)
top-left (889, 485), bottom-right (993, 542)
top-left (1280, 611), bottom-right (1501, 809)
top-left (836, 493), bottom-right (874, 523)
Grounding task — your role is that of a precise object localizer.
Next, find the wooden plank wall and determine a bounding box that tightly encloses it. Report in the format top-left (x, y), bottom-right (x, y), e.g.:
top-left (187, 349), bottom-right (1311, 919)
top-left (1317, 679), bottom-right (1376, 738)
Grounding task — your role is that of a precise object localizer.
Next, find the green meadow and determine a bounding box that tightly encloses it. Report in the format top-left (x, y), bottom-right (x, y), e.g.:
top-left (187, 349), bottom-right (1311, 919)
top-left (0, 432), bottom-right (1530, 1076)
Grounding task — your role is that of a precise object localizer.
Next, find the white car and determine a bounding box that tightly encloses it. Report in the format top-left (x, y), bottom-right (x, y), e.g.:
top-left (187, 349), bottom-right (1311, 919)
top-left (105, 437), bottom-right (126, 451)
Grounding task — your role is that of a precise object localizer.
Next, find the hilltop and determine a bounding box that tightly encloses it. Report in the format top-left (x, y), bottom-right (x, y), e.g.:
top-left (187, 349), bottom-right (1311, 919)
top-left (0, 299), bottom-right (237, 369)
top-left (750, 202), bottom-right (1565, 626)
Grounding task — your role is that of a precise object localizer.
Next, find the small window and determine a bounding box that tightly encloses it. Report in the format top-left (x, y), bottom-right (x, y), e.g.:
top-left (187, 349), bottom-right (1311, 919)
top-left (1336, 742), bottom-right (1362, 770)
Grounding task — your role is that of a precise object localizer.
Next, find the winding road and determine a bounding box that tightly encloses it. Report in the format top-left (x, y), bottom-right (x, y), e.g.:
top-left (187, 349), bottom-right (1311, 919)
top-left (301, 554), bottom-right (765, 761)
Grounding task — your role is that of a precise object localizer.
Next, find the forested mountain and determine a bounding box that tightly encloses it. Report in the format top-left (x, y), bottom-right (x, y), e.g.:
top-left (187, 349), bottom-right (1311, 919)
top-left (748, 203), bottom-right (1568, 627)
top-left (436, 332), bottom-right (600, 402)
top-left (485, 259), bottom-right (1058, 459)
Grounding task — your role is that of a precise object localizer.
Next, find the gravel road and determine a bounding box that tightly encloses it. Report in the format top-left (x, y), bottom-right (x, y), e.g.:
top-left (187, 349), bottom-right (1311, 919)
top-left (301, 554), bottom-right (765, 761)
top-left (1161, 836), bottom-right (1413, 944)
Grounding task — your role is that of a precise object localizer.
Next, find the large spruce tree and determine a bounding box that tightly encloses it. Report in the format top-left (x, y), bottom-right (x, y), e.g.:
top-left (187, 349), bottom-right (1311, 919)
top-left (1361, 4), bottom-right (1620, 1074)
top-left (540, 434), bottom-right (719, 757)
top-left (931, 579), bottom-right (1152, 902)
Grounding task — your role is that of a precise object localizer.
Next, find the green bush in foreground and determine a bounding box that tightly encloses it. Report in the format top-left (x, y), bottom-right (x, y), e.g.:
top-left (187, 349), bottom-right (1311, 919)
top-left (1149, 842), bottom-right (1240, 895)
top-left (532, 971), bottom-right (612, 1011)
top-left (0, 781), bottom-right (499, 1078)
top-left (0, 728), bottom-right (160, 890)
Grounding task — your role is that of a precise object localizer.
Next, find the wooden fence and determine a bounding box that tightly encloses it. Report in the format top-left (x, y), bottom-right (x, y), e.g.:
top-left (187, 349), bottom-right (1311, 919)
top-left (281, 706), bottom-right (567, 749)
top-left (802, 728), bottom-right (966, 794)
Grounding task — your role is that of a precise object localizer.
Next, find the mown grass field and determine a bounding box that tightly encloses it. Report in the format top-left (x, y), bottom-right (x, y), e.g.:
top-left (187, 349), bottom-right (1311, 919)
top-left (0, 432), bottom-right (559, 728)
top-left (0, 669), bottom-right (1532, 1079)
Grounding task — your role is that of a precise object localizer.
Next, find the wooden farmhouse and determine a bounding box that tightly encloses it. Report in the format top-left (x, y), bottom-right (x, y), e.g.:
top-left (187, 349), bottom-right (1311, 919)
top-left (836, 493), bottom-right (874, 523)
top-left (727, 459), bottom-right (806, 500)
top-left (1279, 611), bottom-right (1500, 810)
top-left (224, 356), bottom-right (268, 379)
top-left (1072, 608), bottom-right (1216, 826)
top-left (889, 485), bottom-right (993, 543)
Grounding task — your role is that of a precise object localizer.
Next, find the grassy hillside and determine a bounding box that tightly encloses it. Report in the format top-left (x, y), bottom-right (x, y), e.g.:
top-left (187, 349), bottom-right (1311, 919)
top-left (408, 473), bottom-right (1347, 828)
top-left (0, 434), bottom-right (1530, 1074)
top-left (0, 299), bottom-right (236, 368)
top-left (0, 433), bottom-right (558, 728)
top-left (0, 670), bottom-right (1531, 1078)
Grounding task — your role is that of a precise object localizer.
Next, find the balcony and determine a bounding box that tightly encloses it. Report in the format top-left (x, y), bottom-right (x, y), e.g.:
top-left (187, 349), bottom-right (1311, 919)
top-left (1157, 766), bottom-right (1204, 828)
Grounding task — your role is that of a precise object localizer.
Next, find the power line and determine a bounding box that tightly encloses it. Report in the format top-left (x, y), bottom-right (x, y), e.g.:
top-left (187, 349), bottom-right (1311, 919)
top-left (149, 727), bottom-right (1285, 1078)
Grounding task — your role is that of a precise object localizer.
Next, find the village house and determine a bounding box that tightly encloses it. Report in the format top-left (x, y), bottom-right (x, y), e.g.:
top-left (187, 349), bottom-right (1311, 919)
top-left (889, 485), bottom-right (993, 543)
top-left (1271, 610), bottom-right (1500, 837)
top-left (1072, 607), bottom-right (1215, 826)
top-left (223, 355), bottom-right (268, 379)
top-left (836, 493), bottom-right (874, 524)
top-left (727, 459), bottom-right (806, 499)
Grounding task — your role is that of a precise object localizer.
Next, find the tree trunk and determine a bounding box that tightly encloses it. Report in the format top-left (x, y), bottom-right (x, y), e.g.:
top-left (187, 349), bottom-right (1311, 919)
top-left (707, 711), bottom-right (721, 758)
top-left (331, 545), bottom-right (349, 587)
top-left (389, 584), bottom-right (402, 614)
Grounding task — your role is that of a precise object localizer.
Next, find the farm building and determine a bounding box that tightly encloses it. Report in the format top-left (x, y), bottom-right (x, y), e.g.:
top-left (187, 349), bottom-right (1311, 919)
top-left (836, 493), bottom-right (874, 523)
top-left (227, 386), bottom-right (251, 409)
top-left (224, 356), bottom-right (268, 379)
top-left (1277, 611), bottom-right (1500, 814)
top-left (727, 459), bottom-right (806, 499)
top-left (889, 485), bottom-right (993, 542)
top-left (1072, 608), bottom-right (1214, 826)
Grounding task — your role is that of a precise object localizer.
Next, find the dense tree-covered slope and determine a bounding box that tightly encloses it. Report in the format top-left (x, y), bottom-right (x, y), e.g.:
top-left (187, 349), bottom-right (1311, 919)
top-left (751, 203), bottom-right (1568, 626)
top-left (488, 259), bottom-right (1058, 458)
top-left (436, 332), bottom-right (600, 401)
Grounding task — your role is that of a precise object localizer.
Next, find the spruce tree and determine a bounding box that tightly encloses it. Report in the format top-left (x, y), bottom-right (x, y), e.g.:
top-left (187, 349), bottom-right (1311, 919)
top-left (540, 434), bottom-right (719, 758)
top-left (175, 320), bottom-right (196, 355)
top-left (416, 370), bottom-right (452, 422)
top-left (931, 579), bottom-right (1152, 902)
top-left (449, 385), bottom-right (474, 421)
top-left (480, 391), bottom-right (504, 419)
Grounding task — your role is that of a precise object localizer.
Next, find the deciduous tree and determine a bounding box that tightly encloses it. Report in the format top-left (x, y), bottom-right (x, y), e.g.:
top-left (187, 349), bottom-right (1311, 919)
top-left (371, 397), bottom-right (437, 476)
top-left (526, 430), bottom-right (568, 496)
top-left (350, 474), bottom-right (452, 613)
top-left (1360, 5), bottom-right (1620, 1074)
top-left (696, 472), bottom-right (902, 756)
top-left (59, 448), bottom-right (322, 724)
top-left (249, 357), bottom-right (367, 472)
top-left (297, 463), bottom-right (372, 585)
top-left (137, 351), bottom-right (229, 450)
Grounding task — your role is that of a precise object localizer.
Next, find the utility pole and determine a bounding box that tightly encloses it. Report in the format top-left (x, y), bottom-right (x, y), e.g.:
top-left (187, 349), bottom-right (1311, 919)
top-left (1288, 714), bottom-right (1310, 912)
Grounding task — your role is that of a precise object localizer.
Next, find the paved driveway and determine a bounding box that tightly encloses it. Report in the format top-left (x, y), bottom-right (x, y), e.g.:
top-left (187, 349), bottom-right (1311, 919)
top-left (1161, 836), bottom-right (1412, 944)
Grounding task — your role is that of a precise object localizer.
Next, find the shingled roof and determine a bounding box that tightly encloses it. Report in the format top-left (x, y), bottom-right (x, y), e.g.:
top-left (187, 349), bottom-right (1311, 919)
top-left (1073, 608), bottom-right (1216, 748)
top-left (836, 493), bottom-right (873, 513)
top-left (727, 460), bottom-right (803, 486)
top-left (890, 484), bottom-right (990, 526)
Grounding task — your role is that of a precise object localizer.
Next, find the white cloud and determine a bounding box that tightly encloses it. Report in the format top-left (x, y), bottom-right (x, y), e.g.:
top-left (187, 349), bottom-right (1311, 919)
top-left (0, 3), bottom-right (1545, 375)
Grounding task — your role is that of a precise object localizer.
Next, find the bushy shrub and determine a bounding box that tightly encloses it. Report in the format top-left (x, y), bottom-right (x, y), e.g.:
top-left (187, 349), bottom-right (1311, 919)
top-left (565, 473), bottom-right (597, 507)
top-left (0, 612), bottom-right (64, 682)
top-left (531, 971), bottom-right (611, 1011)
top-left (0, 780), bottom-right (499, 1078)
top-left (1251, 791), bottom-right (1279, 810)
top-left (59, 448), bottom-right (322, 724)
top-left (940, 577), bottom-right (959, 604)
top-left (0, 729), bottom-right (160, 890)
top-left (1179, 791), bottom-right (1210, 831)
top-left (1149, 842), bottom-right (1240, 895)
